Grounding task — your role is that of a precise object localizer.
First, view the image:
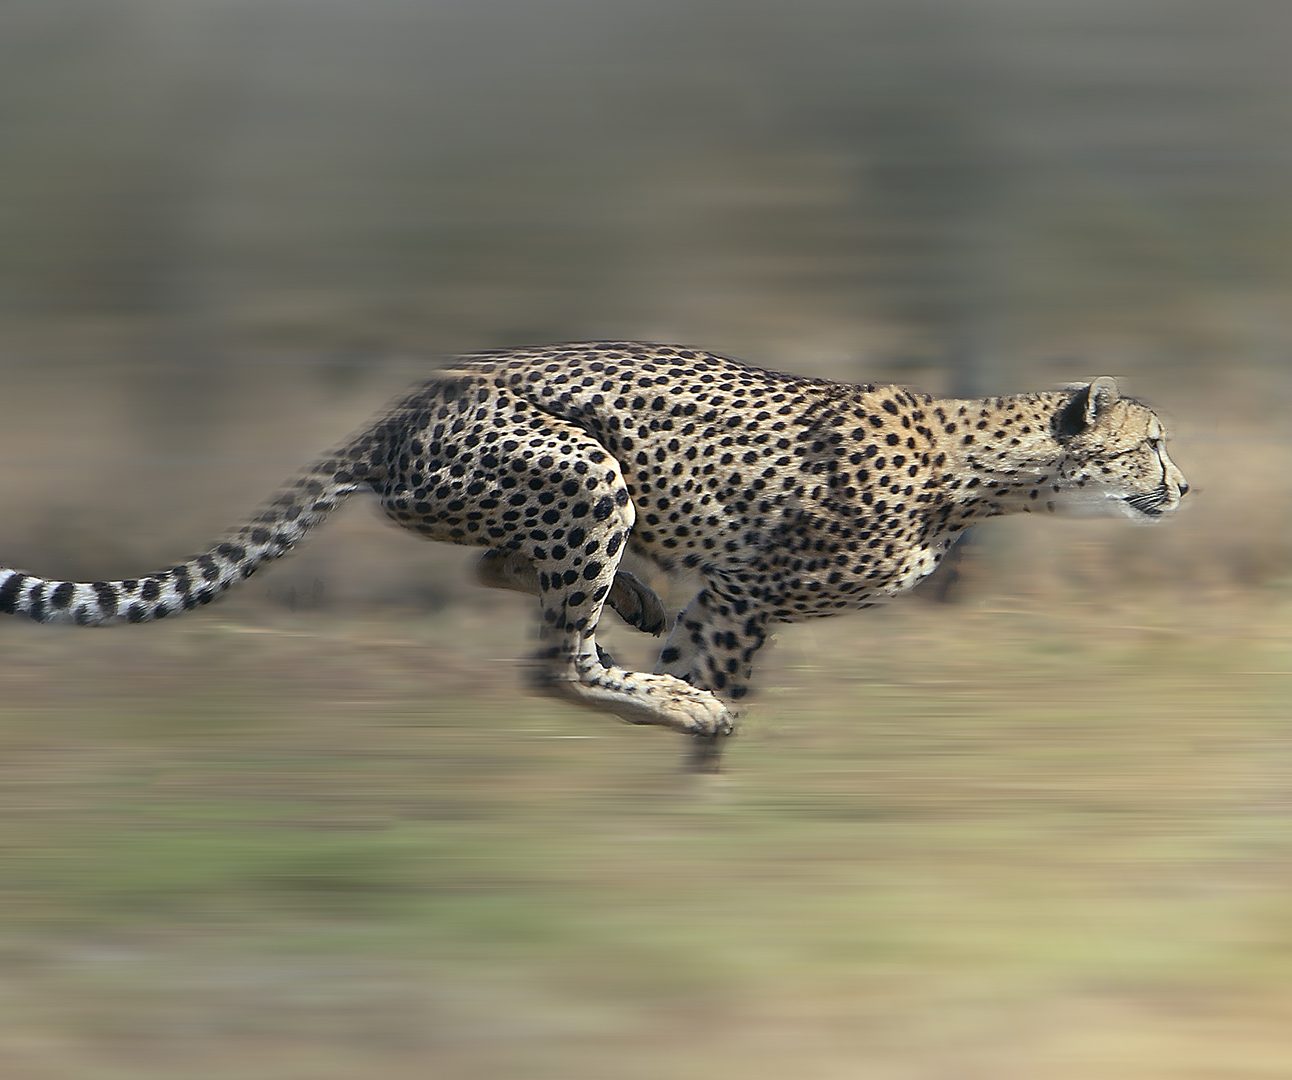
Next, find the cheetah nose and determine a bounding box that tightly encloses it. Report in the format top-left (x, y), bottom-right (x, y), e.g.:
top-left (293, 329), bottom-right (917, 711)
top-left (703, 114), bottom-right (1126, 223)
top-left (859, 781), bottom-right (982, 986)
top-left (1178, 481), bottom-right (1190, 497)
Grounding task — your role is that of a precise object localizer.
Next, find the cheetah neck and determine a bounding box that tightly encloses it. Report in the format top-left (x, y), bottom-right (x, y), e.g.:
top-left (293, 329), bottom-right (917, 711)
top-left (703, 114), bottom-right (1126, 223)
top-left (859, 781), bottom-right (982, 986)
top-left (936, 391), bottom-right (1074, 519)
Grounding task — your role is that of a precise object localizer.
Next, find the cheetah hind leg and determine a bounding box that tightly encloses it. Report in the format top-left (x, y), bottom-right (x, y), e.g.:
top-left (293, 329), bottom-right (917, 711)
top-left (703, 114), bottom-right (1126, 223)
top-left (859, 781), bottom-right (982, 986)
top-left (526, 539), bottom-right (732, 737)
top-left (531, 622), bottom-right (735, 739)
top-left (476, 549), bottom-right (668, 636)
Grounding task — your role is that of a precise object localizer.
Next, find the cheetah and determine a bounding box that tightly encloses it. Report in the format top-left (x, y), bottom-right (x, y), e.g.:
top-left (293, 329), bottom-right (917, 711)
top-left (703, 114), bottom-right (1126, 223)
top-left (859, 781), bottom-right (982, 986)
top-left (0, 342), bottom-right (1187, 769)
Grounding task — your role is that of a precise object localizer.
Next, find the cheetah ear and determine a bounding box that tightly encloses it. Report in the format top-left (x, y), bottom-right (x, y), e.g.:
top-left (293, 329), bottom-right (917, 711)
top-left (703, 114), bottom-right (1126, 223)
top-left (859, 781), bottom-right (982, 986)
top-left (1058, 376), bottom-right (1120, 437)
top-left (1082, 376), bottom-right (1120, 426)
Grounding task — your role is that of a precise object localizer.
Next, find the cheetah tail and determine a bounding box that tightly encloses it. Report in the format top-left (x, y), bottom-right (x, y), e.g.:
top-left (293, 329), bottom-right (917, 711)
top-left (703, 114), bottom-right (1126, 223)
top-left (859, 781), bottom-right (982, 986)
top-left (0, 443), bottom-right (373, 627)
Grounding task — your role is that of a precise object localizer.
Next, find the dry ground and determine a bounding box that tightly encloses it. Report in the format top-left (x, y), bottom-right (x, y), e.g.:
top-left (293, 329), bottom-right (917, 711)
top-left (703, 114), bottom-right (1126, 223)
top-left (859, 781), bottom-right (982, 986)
top-left (1, 589), bottom-right (1291, 1079)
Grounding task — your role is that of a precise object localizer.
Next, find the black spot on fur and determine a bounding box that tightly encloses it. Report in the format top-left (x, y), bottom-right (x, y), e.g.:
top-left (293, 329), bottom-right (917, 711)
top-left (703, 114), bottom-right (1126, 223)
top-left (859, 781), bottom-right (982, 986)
top-left (27, 583), bottom-right (45, 622)
top-left (0, 574), bottom-right (27, 615)
top-left (92, 581), bottom-right (119, 618)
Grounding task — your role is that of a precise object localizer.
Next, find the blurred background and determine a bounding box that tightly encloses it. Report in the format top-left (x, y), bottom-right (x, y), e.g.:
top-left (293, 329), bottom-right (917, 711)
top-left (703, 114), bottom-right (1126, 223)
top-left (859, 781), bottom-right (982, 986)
top-left (2, 1), bottom-right (1292, 1077)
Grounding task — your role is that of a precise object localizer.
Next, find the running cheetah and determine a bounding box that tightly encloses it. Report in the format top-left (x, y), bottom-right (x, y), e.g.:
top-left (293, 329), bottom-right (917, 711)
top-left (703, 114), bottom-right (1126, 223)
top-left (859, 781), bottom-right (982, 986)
top-left (0, 342), bottom-right (1188, 768)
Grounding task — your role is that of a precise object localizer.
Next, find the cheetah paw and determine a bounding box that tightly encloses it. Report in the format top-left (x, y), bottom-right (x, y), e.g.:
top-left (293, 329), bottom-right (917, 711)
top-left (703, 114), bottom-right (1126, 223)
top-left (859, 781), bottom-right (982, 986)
top-left (653, 686), bottom-right (734, 737)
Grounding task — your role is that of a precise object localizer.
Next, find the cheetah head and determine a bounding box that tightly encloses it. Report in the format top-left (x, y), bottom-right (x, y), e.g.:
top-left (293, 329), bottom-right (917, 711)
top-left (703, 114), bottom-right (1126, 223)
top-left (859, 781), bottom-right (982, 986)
top-left (1055, 377), bottom-right (1189, 521)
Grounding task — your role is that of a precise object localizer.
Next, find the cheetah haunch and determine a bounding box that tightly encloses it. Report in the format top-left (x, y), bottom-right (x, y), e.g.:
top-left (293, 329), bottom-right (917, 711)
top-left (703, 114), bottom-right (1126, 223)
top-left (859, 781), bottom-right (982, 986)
top-left (0, 343), bottom-right (1188, 769)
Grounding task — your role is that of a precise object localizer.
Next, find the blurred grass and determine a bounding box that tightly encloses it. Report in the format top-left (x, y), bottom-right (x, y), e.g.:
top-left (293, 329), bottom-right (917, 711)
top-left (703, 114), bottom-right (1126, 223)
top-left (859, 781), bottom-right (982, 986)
top-left (2, 595), bottom-right (1291, 1078)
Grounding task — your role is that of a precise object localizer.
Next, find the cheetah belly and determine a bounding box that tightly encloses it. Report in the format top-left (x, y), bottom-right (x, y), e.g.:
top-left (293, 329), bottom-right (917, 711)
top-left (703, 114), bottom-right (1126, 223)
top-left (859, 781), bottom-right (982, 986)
top-left (783, 545), bottom-right (946, 615)
top-left (884, 546), bottom-right (945, 595)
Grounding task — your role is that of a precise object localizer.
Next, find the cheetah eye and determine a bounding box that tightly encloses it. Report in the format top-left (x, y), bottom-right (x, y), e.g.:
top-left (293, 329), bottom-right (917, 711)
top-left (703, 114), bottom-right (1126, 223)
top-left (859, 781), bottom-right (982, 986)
top-left (1147, 437), bottom-right (1163, 452)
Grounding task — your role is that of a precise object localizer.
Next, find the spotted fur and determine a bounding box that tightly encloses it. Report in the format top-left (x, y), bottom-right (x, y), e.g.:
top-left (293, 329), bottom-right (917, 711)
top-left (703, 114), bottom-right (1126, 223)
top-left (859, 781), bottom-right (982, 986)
top-left (0, 343), bottom-right (1187, 765)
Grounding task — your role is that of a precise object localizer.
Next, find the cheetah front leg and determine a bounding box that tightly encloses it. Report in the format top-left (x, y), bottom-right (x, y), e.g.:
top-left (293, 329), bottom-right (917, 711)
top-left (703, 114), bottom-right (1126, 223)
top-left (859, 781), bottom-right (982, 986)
top-left (655, 581), bottom-right (770, 773)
